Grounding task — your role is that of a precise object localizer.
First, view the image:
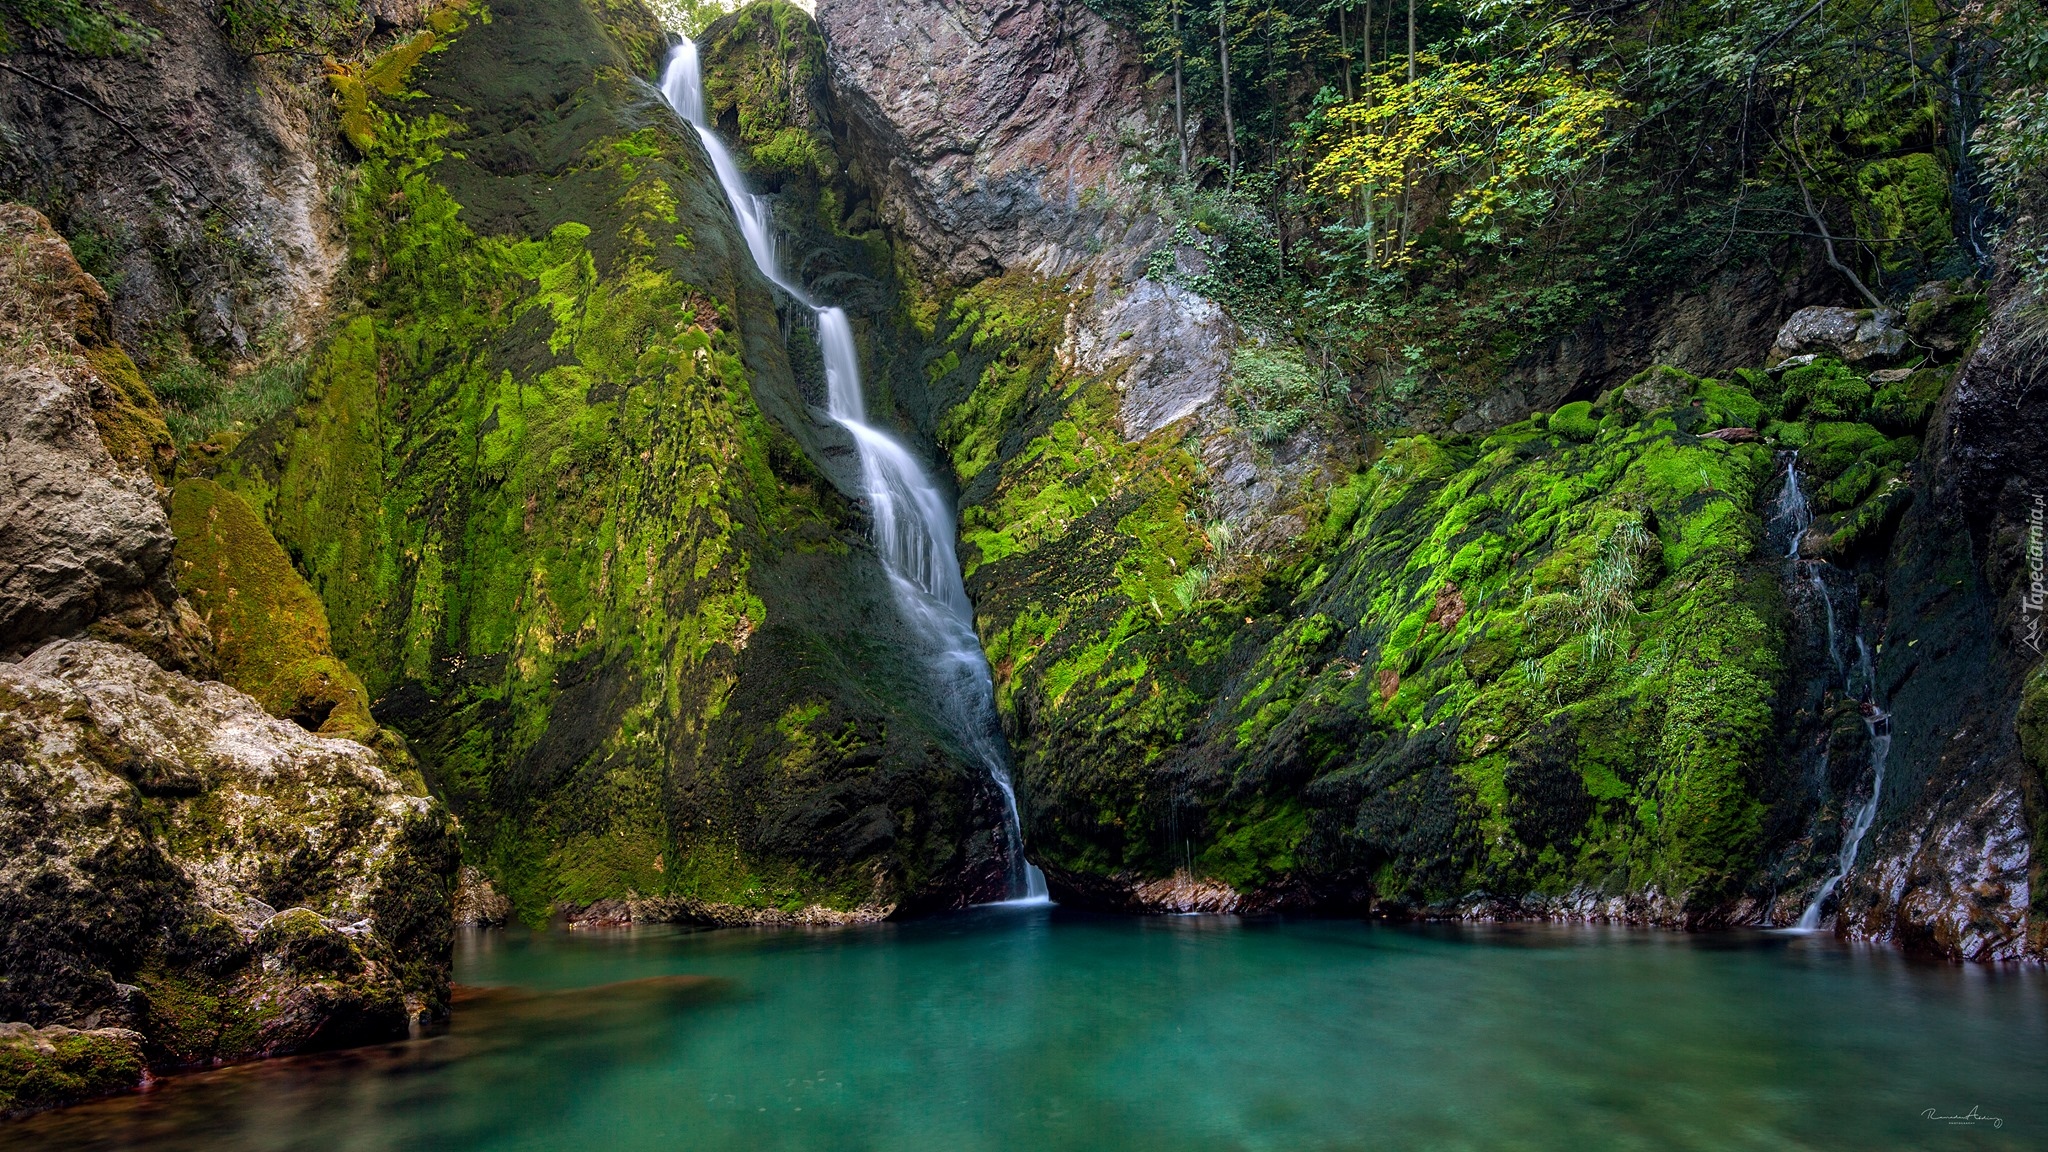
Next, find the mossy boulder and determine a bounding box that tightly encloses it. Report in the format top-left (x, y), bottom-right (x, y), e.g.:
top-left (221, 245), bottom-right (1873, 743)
top-left (1905, 282), bottom-right (1989, 357)
top-left (0, 639), bottom-right (455, 1090)
top-left (1780, 359), bottom-right (1872, 422)
top-left (0, 1023), bottom-right (145, 1118)
top-left (168, 478), bottom-right (376, 740)
top-left (1550, 400), bottom-right (1599, 441)
top-left (1868, 366), bottom-right (1949, 433)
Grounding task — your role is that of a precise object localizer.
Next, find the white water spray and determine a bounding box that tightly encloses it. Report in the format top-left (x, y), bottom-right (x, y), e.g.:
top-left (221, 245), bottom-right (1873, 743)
top-left (1797, 709), bottom-right (1891, 930)
top-left (1773, 452), bottom-right (1891, 932)
top-left (662, 42), bottom-right (1047, 902)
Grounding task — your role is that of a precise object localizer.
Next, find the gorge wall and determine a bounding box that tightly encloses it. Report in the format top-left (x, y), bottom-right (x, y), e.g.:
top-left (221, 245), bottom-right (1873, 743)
top-left (2, 0), bottom-right (2045, 1113)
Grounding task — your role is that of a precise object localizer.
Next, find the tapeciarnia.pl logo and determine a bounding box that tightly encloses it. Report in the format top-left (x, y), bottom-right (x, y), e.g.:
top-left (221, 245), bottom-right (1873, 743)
top-left (2028, 494), bottom-right (2045, 654)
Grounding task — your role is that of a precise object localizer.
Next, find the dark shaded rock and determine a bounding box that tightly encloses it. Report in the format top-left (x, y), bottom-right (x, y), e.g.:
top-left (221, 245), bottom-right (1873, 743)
top-left (0, 1022), bottom-right (145, 1118)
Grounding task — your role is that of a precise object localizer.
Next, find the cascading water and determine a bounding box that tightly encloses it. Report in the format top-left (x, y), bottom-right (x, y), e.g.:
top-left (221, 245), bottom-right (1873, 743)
top-left (662, 42), bottom-right (1048, 902)
top-left (1796, 708), bottom-right (1891, 930)
top-left (1773, 452), bottom-right (1890, 932)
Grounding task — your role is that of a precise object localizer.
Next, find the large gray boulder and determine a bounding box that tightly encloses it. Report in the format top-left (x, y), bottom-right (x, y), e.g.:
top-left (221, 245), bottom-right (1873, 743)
top-left (0, 639), bottom-right (455, 1068)
top-left (1768, 305), bottom-right (1908, 367)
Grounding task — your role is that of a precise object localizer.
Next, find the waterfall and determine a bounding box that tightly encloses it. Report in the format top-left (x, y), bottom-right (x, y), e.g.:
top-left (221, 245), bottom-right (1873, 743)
top-left (1796, 709), bottom-right (1891, 930)
top-left (1773, 452), bottom-right (1890, 932)
top-left (661, 42), bottom-right (1048, 903)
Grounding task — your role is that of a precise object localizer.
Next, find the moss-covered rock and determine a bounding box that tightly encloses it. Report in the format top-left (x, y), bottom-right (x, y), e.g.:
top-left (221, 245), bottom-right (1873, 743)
top-left (0, 639), bottom-right (455, 1083)
top-left (168, 478), bottom-right (377, 739)
top-left (945, 348), bottom-right (1790, 917)
top-left (0, 1023), bottom-right (144, 1118)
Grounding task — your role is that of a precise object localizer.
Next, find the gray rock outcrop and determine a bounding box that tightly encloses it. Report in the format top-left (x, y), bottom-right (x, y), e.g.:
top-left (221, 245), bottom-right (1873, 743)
top-left (1769, 305), bottom-right (1908, 367)
top-left (0, 204), bottom-right (197, 663)
top-left (0, 639), bottom-right (456, 1064)
top-left (817, 0), bottom-right (1153, 282)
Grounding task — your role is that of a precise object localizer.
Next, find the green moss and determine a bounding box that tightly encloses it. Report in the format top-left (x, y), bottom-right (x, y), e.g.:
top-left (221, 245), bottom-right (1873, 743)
top-left (1550, 400), bottom-right (1598, 441)
top-left (1781, 360), bottom-right (1871, 422)
top-left (0, 1027), bottom-right (145, 1117)
top-left (82, 343), bottom-right (175, 487)
top-left (169, 478), bottom-right (377, 738)
top-left (1869, 366), bottom-right (1949, 433)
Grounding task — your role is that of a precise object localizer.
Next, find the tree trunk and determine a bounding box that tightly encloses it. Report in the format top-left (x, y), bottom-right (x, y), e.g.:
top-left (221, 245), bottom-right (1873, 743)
top-left (1218, 1), bottom-right (1237, 175)
top-left (1339, 6), bottom-right (1352, 102)
top-left (1174, 1), bottom-right (1187, 173)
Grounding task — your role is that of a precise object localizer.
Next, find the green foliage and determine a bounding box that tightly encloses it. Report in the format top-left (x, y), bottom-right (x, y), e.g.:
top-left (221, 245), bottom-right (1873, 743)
top-left (152, 354), bottom-right (309, 447)
top-left (1226, 342), bottom-right (1329, 443)
top-left (0, 0), bottom-right (156, 56)
top-left (1112, 0), bottom-right (2029, 424)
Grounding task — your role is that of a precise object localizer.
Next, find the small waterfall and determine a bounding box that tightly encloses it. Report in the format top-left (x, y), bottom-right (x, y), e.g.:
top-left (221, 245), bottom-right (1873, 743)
top-left (1796, 709), bottom-right (1891, 930)
top-left (1771, 450), bottom-right (1813, 559)
top-left (1773, 452), bottom-right (1890, 932)
top-left (662, 43), bottom-right (1047, 903)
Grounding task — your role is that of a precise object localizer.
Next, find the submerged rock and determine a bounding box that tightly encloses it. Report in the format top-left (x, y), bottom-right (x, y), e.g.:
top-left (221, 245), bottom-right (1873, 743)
top-left (0, 639), bottom-right (455, 1071)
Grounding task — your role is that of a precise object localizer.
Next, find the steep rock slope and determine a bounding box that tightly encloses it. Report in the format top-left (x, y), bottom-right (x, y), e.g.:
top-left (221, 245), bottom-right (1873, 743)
top-left (794, 0), bottom-right (2044, 957)
top-left (202, 0), bottom-right (1010, 924)
top-left (0, 0), bottom-right (374, 360)
top-left (0, 207), bottom-right (456, 1114)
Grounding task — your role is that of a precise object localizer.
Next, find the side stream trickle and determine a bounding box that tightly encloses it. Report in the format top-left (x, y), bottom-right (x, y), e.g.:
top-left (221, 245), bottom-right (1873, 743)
top-left (661, 42), bottom-right (1048, 902)
top-left (1771, 452), bottom-right (1890, 931)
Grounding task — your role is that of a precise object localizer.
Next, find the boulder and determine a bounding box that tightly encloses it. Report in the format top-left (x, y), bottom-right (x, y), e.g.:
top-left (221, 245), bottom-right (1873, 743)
top-left (0, 640), bottom-right (455, 1074)
top-left (0, 1022), bottom-right (145, 1117)
top-left (1904, 281), bottom-right (1989, 357)
top-left (1768, 305), bottom-right (1907, 367)
top-left (0, 205), bottom-right (192, 660)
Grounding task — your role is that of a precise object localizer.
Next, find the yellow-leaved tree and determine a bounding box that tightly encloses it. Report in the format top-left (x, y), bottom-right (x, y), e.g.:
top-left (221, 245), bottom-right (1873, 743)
top-left (1308, 50), bottom-right (1627, 264)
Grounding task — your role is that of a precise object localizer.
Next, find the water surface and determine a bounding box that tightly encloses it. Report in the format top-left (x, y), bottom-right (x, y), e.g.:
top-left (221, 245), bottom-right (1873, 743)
top-left (11, 908), bottom-right (2044, 1150)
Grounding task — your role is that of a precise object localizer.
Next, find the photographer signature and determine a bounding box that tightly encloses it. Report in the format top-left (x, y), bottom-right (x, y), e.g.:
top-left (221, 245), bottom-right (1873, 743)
top-left (1923, 1106), bottom-right (2004, 1129)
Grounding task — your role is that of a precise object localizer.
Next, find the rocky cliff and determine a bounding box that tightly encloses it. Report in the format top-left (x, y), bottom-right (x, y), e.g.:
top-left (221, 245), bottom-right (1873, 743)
top-left (0, 201), bottom-right (454, 1115)
top-left (778, 0), bottom-right (2047, 958)
top-left (4, 1), bottom-right (2046, 1123)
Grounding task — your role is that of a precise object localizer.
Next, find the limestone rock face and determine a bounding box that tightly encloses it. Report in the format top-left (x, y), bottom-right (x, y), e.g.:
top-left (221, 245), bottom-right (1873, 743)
top-left (0, 2), bottom-right (353, 357)
top-left (1769, 305), bottom-right (1908, 367)
top-left (0, 205), bottom-right (188, 660)
top-left (1061, 278), bottom-right (1233, 443)
top-left (0, 640), bottom-right (455, 1067)
top-left (816, 0), bottom-right (1152, 282)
